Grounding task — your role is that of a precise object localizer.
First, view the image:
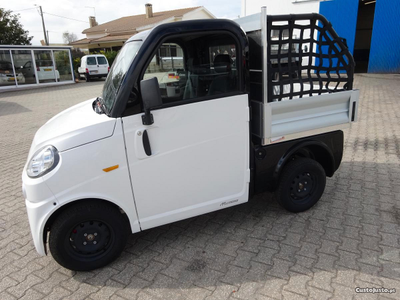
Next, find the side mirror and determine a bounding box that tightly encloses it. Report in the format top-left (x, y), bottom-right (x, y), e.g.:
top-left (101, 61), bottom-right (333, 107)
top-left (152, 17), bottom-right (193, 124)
top-left (140, 77), bottom-right (162, 125)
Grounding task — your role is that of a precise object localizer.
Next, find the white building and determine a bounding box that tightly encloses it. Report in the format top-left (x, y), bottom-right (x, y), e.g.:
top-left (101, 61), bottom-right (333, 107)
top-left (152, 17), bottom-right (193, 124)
top-left (241, 0), bottom-right (320, 17)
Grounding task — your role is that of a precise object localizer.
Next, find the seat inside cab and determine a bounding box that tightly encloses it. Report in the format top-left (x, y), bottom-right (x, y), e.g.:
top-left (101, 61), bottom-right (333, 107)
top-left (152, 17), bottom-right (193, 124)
top-left (143, 32), bottom-right (239, 105)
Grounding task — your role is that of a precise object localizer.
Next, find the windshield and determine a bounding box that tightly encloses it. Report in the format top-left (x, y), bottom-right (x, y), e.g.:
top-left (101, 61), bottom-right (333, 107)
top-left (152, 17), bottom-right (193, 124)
top-left (102, 41), bottom-right (142, 112)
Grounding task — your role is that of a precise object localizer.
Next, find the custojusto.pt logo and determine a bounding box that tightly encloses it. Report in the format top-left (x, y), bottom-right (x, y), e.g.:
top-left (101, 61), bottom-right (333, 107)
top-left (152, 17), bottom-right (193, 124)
top-left (355, 287), bottom-right (396, 294)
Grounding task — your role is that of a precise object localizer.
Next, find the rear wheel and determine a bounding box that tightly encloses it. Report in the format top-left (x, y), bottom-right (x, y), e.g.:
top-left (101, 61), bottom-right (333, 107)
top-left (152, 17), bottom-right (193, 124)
top-left (85, 74), bottom-right (91, 82)
top-left (276, 158), bottom-right (326, 212)
top-left (49, 201), bottom-right (129, 271)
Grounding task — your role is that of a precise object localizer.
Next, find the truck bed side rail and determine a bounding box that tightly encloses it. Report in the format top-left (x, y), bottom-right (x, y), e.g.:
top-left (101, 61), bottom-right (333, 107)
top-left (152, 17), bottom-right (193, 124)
top-left (267, 13), bottom-right (355, 102)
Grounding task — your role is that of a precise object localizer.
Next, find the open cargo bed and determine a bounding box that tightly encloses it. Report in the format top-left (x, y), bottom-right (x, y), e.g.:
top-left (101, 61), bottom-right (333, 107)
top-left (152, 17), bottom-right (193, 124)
top-left (235, 8), bottom-right (359, 145)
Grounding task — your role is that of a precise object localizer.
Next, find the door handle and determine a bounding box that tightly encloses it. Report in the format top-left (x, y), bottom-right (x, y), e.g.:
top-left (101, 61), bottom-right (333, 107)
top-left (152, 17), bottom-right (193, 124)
top-left (142, 130), bottom-right (152, 156)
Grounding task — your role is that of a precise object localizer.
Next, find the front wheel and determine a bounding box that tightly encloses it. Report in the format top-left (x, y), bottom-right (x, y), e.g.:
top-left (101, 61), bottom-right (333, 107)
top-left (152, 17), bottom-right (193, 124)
top-left (276, 158), bottom-right (326, 213)
top-left (49, 201), bottom-right (129, 271)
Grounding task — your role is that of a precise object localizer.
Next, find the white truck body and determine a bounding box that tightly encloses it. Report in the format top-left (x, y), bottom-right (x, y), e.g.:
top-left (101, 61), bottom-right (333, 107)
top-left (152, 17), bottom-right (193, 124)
top-left (22, 9), bottom-right (359, 271)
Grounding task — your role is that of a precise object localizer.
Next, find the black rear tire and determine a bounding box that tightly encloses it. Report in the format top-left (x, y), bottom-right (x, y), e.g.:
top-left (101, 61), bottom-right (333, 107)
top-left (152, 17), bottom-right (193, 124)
top-left (276, 158), bottom-right (326, 213)
top-left (85, 74), bottom-right (91, 82)
top-left (49, 201), bottom-right (129, 271)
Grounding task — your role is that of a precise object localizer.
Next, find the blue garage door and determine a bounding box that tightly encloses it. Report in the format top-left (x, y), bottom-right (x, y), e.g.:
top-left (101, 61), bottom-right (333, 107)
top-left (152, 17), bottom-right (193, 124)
top-left (368, 0), bottom-right (400, 73)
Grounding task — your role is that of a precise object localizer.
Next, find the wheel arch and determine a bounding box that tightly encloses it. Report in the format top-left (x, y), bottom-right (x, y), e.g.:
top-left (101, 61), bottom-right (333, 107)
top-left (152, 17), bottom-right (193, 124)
top-left (43, 198), bottom-right (132, 254)
top-left (273, 140), bottom-right (335, 186)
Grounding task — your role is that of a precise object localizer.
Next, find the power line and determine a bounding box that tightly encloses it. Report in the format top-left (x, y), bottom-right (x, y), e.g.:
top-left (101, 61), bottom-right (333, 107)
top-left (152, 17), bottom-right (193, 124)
top-left (43, 12), bottom-right (89, 23)
top-left (11, 7), bottom-right (37, 13)
top-left (30, 30), bottom-right (64, 33)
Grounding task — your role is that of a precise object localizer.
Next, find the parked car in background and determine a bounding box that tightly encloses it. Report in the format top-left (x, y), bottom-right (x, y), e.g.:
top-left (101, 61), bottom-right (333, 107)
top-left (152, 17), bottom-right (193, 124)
top-left (36, 61), bottom-right (60, 82)
top-left (78, 55), bottom-right (109, 82)
top-left (0, 61), bottom-right (25, 85)
top-left (21, 61), bottom-right (60, 82)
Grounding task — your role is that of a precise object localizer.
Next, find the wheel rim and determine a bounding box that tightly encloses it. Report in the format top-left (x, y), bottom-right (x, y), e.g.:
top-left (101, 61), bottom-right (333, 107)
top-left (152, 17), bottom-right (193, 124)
top-left (67, 220), bottom-right (114, 259)
top-left (289, 172), bottom-right (316, 201)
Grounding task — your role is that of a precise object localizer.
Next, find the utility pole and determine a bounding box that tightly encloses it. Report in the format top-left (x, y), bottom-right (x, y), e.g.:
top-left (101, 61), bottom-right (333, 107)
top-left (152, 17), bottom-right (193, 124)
top-left (37, 5), bottom-right (48, 45)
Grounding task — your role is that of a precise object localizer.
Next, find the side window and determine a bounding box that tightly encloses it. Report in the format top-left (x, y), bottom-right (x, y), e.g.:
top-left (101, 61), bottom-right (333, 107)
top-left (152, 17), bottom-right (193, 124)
top-left (87, 57), bottom-right (96, 65)
top-left (207, 43), bottom-right (237, 95)
top-left (209, 45), bottom-right (237, 69)
top-left (142, 33), bottom-right (239, 106)
top-left (97, 57), bottom-right (107, 65)
top-left (144, 43), bottom-right (186, 104)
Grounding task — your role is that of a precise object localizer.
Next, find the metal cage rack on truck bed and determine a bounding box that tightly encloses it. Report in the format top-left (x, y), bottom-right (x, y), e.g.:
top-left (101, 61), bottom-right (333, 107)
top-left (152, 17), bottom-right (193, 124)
top-left (266, 13), bottom-right (355, 102)
top-left (235, 8), bottom-right (359, 146)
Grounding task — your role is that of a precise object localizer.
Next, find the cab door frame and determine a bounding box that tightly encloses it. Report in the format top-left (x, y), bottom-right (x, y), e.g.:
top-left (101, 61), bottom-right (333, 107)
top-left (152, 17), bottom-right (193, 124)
top-left (120, 27), bottom-right (251, 230)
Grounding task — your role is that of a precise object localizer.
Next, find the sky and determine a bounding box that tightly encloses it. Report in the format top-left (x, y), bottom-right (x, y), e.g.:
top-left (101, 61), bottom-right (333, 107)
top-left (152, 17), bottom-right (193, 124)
top-left (3, 0), bottom-right (242, 45)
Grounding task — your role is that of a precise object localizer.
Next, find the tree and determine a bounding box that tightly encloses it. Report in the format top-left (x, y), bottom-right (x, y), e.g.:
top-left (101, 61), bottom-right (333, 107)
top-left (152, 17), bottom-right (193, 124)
top-left (0, 8), bottom-right (33, 45)
top-left (62, 31), bottom-right (77, 44)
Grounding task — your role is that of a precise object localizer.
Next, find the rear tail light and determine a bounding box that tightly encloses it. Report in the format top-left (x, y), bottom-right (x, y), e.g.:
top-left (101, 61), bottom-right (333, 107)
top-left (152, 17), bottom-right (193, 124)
top-left (37, 67), bottom-right (40, 71)
top-left (168, 73), bottom-right (179, 79)
top-left (86, 68), bottom-right (89, 73)
top-left (108, 67), bottom-right (110, 72)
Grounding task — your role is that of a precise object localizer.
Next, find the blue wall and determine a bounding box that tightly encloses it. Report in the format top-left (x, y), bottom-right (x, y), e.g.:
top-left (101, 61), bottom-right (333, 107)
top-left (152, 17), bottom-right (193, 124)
top-left (319, 0), bottom-right (359, 55)
top-left (368, 0), bottom-right (400, 73)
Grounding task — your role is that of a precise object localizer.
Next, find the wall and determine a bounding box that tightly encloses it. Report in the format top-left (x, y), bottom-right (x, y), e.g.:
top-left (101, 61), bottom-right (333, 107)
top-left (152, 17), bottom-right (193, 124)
top-left (319, 0), bottom-right (358, 55)
top-left (242, 0), bottom-right (319, 17)
top-left (86, 33), bottom-right (107, 39)
top-left (182, 9), bottom-right (215, 20)
top-left (368, 0), bottom-right (400, 73)
top-left (242, 0), bottom-right (358, 54)
top-left (88, 42), bottom-right (125, 52)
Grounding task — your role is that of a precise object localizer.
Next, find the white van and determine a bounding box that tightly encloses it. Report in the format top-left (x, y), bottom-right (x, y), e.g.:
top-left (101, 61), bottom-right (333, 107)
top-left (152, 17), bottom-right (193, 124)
top-left (78, 54), bottom-right (109, 81)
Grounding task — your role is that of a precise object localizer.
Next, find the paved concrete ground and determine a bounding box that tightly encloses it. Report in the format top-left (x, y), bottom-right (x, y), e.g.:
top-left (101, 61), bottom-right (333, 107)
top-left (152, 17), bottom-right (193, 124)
top-left (0, 75), bottom-right (399, 300)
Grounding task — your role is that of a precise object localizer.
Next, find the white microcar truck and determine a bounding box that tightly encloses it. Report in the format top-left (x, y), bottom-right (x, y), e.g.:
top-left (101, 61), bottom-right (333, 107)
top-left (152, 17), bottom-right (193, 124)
top-left (23, 9), bottom-right (359, 271)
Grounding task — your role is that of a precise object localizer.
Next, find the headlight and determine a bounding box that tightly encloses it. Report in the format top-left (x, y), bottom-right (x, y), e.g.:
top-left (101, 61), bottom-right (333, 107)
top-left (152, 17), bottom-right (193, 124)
top-left (27, 145), bottom-right (59, 178)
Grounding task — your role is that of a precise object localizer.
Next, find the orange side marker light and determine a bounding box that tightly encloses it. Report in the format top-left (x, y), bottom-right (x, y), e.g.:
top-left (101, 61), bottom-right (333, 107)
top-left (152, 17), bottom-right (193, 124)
top-left (103, 165), bottom-right (119, 172)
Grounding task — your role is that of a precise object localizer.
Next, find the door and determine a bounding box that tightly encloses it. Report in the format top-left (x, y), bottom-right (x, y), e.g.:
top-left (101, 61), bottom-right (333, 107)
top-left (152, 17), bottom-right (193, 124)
top-left (96, 56), bottom-right (109, 75)
top-left (86, 56), bottom-right (98, 76)
top-left (122, 33), bottom-right (250, 230)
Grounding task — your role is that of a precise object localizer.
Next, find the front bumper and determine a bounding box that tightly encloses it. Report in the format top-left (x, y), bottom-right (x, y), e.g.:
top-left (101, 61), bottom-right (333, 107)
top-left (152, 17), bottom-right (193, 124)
top-left (22, 173), bottom-right (58, 256)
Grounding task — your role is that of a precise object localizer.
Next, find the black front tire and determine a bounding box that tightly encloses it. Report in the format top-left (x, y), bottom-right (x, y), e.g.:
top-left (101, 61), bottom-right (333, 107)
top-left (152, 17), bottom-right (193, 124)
top-left (276, 158), bottom-right (326, 213)
top-left (49, 201), bottom-right (129, 271)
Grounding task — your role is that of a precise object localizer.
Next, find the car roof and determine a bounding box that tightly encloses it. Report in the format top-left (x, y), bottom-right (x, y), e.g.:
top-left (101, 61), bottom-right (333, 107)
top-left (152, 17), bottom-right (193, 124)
top-left (84, 54), bottom-right (106, 57)
top-left (125, 19), bottom-right (242, 43)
